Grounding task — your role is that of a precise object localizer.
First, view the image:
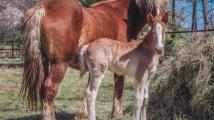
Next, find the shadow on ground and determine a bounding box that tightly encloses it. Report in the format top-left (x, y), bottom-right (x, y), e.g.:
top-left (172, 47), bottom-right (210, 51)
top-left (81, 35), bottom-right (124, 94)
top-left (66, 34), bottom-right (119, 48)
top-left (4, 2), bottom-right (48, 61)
top-left (0, 64), bottom-right (23, 68)
top-left (8, 111), bottom-right (75, 120)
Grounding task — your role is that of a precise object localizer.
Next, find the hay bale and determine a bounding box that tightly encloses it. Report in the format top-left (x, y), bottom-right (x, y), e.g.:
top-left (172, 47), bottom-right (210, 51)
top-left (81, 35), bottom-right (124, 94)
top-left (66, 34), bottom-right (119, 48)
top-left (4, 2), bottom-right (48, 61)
top-left (149, 34), bottom-right (214, 120)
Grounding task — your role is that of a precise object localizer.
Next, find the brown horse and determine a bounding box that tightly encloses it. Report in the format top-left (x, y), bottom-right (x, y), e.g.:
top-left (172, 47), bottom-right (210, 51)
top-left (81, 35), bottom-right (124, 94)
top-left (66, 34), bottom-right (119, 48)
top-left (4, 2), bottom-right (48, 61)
top-left (79, 12), bottom-right (169, 120)
top-left (20, 0), bottom-right (168, 119)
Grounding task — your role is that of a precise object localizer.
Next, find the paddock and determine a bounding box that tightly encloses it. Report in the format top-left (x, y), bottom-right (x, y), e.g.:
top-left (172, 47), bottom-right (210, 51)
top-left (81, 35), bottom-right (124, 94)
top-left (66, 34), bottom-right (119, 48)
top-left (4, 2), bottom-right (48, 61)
top-left (0, 33), bottom-right (213, 120)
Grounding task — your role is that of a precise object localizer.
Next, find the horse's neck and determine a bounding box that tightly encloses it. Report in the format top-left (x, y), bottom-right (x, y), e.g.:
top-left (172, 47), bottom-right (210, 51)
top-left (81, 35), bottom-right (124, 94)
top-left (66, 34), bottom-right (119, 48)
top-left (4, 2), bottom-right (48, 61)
top-left (127, 1), bottom-right (145, 39)
top-left (114, 0), bottom-right (130, 19)
top-left (139, 32), bottom-right (155, 51)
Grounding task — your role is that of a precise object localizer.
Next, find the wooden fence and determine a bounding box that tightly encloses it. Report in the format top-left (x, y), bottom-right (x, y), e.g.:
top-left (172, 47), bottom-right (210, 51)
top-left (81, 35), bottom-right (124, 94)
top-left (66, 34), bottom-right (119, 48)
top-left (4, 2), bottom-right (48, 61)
top-left (0, 41), bottom-right (22, 58)
top-left (0, 29), bottom-right (213, 58)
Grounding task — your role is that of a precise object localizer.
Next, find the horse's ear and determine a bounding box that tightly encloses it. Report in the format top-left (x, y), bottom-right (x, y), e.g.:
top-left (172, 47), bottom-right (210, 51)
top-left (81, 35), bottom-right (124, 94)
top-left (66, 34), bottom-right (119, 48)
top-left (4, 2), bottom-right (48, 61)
top-left (147, 13), bottom-right (155, 25)
top-left (162, 12), bottom-right (169, 24)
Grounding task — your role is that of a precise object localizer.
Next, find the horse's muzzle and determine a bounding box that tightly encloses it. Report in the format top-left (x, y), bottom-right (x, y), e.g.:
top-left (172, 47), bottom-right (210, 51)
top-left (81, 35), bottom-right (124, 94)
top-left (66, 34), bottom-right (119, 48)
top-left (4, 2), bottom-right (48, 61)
top-left (156, 47), bottom-right (164, 55)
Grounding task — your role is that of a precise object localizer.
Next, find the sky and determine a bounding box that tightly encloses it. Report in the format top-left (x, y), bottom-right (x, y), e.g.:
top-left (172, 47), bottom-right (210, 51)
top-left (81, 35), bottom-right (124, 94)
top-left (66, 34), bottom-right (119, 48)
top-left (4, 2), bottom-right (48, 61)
top-left (169, 0), bottom-right (214, 30)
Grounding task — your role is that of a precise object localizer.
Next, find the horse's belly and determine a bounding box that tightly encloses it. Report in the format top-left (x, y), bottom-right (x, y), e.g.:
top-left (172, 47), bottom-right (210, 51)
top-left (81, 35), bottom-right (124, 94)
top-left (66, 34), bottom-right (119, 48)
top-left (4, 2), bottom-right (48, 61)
top-left (109, 59), bottom-right (137, 76)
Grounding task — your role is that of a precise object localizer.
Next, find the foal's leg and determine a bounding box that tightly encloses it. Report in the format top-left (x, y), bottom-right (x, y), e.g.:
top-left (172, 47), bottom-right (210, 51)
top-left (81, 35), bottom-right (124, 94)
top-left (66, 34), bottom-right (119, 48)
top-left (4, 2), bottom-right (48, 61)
top-left (140, 80), bottom-right (149, 120)
top-left (132, 81), bottom-right (144, 120)
top-left (76, 76), bottom-right (90, 120)
top-left (42, 62), bottom-right (68, 120)
top-left (112, 74), bottom-right (124, 118)
top-left (132, 71), bottom-right (148, 120)
top-left (86, 62), bottom-right (108, 120)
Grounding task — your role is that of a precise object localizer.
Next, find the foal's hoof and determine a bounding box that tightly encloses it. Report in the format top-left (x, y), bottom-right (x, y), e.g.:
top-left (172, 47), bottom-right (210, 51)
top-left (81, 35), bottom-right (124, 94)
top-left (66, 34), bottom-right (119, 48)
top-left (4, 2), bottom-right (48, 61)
top-left (75, 104), bottom-right (88, 120)
top-left (74, 112), bottom-right (87, 120)
top-left (75, 108), bottom-right (88, 120)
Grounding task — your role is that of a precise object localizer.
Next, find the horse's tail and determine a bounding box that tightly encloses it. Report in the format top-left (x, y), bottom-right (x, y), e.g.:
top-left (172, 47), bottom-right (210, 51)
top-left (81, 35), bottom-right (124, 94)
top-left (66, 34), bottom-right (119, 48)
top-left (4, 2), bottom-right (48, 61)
top-left (79, 45), bottom-right (89, 78)
top-left (20, 5), bottom-right (46, 110)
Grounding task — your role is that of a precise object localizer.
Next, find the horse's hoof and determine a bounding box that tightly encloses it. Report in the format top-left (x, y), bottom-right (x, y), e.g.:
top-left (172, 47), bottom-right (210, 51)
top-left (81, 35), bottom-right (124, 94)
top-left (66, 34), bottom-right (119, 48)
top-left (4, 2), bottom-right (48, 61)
top-left (74, 112), bottom-right (88, 120)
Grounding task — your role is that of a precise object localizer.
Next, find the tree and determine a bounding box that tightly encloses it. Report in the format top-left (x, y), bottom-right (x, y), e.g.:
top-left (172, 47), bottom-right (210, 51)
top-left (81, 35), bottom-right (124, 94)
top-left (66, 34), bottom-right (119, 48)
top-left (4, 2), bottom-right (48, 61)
top-left (0, 0), bottom-right (39, 41)
top-left (202, 0), bottom-right (208, 31)
top-left (191, 0), bottom-right (197, 31)
top-left (171, 0), bottom-right (176, 37)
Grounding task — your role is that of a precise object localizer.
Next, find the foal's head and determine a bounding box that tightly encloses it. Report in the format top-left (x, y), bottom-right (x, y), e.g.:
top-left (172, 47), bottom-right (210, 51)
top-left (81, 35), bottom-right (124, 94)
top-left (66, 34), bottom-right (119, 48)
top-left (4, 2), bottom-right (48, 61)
top-left (147, 12), bottom-right (169, 55)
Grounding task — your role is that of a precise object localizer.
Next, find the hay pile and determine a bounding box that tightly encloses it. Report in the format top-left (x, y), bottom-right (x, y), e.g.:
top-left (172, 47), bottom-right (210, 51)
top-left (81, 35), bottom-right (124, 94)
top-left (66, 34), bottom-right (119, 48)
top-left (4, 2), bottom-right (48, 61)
top-left (149, 34), bottom-right (214, 120)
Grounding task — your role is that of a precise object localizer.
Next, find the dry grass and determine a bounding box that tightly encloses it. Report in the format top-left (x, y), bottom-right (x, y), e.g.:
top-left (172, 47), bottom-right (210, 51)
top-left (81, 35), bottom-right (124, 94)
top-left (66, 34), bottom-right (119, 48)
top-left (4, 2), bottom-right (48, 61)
top-left (149, 34), bottom-right (214, 120)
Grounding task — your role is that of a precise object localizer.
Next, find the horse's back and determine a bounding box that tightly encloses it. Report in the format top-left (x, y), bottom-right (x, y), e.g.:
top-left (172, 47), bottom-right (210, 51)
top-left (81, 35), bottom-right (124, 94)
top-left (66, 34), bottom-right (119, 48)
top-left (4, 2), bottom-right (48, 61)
top-left (78, 3), bottom-right (128, 46)
top-left (79, 8), bottom-right (120, 44)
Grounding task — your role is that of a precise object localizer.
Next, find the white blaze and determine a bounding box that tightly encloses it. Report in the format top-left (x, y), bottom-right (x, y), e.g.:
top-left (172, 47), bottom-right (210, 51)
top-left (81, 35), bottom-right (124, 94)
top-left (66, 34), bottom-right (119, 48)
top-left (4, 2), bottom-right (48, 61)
top-left (157, 8), bottom-right (160, 16)
top-left (156, 23), bottom-right (164, 49)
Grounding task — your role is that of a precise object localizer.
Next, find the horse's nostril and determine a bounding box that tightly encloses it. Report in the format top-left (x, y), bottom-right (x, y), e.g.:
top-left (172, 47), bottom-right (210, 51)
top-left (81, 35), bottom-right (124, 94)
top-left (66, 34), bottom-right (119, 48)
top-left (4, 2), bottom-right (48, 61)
top-left (156, 48), bottom-right (163, 54)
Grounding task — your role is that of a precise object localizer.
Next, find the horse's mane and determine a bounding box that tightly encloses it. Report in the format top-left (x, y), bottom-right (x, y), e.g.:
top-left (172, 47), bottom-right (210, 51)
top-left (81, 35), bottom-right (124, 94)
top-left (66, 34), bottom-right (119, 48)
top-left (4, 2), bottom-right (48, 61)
top-left (91, 0), bottom-right (129, 19)
top-left (90, 0), bottom-right (168, 20)
top-left (138, 0), bottom-right (168, 13)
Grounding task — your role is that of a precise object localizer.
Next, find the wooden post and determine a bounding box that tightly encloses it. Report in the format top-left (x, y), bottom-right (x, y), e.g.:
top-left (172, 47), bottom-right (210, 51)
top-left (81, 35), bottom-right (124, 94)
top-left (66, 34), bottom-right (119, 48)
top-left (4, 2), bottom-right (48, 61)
top-left (172, 0), bottom-right (176, 38)
top-left (12, 41), bottom-right (14, 58)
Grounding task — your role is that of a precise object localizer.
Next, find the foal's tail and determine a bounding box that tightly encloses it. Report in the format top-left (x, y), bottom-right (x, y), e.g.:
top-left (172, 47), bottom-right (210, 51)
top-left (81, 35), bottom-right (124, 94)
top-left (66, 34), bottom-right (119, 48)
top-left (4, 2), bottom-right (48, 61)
top-left (20, 5), bottom-right (46, 110)
top-left (79, 45), bottom-right (89, 78)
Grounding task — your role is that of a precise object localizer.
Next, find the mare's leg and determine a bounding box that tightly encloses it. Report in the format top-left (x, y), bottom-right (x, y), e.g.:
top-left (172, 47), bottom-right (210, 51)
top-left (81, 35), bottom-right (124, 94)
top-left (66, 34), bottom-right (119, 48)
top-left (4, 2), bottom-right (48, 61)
top-left (132, 71), bottom-right (148, 120)
top-left (112, 74), bottom-right (124, 118)
top-left (42, 62), bottom-right (68, 120)
top-left (140, 80), bottom-right (149, 120)
top-left (86, 62), bottom-right (107, 120)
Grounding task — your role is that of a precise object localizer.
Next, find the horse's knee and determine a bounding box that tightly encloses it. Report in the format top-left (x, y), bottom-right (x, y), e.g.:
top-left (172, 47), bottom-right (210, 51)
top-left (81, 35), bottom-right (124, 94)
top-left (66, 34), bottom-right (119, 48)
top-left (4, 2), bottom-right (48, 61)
top-left (134, 98), bottom-right (144, 108)
top-left (42, 63), bottom-right (67, 101)
top-left (42, 79), bottom-right (57, 101)
top-left (86, 89), bottom-right (96, 102)
top-left (143, 98), bottom-right (148, 107)
top-left (144, 88), bottom-right (149, 107)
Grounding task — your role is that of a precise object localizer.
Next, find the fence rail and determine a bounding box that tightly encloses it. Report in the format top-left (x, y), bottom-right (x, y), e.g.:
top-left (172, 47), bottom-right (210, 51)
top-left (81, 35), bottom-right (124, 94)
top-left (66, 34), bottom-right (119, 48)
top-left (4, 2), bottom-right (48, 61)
top-left (167, 29), bottom-right (214, 34)
top-left (0, 29), bottom-right (213, 58)
top-left (0, 41), bottom-right (22, 58)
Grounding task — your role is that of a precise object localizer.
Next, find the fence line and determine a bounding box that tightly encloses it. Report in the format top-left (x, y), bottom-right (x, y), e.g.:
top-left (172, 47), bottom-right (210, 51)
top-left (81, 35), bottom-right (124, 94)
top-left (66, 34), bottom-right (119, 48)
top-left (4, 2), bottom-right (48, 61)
top-left (167, 29), bottom-right (214, 34)
top-left (0, 41), bottom-right (22, 58)
top-left (0, 29), bottom-right (213, 58)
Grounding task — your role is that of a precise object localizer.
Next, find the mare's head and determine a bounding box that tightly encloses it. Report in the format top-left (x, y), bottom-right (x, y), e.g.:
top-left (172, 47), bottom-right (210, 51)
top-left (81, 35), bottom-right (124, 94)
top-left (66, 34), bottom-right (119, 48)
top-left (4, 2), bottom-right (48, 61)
top-left (147, 12), bottom-right (169, 55)
top-left (127, 0), bottom-right (168, 39)
top-left (134, 0), bottom-right (168, 17)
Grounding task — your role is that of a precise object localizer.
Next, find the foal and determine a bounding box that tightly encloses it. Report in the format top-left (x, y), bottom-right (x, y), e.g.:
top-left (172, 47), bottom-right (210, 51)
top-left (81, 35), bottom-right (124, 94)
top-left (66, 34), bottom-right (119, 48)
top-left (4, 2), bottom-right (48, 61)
top-left (79, 13), bottom-right (169, 120)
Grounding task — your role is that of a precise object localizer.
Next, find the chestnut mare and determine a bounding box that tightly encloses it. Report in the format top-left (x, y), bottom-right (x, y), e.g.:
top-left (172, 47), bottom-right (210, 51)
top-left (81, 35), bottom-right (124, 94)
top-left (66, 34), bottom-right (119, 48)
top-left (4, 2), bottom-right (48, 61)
top-left (79, 12), bottom-right (169, 120)
top-left (20, 0), bottom-right (167, 119)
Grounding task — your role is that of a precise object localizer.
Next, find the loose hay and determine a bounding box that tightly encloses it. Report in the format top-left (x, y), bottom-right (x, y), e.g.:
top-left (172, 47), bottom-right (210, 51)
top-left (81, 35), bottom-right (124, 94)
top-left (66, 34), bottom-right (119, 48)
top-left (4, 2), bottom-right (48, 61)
top-left (149, 34), bottom-right (214, 120)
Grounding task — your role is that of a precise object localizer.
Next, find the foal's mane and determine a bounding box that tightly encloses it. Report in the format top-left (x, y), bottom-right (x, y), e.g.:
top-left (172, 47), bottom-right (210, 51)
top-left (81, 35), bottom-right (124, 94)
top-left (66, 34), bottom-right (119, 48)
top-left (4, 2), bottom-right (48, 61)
top-left (91, 0), bottom-right (129, 19)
